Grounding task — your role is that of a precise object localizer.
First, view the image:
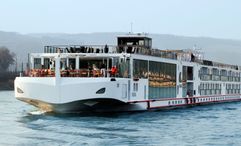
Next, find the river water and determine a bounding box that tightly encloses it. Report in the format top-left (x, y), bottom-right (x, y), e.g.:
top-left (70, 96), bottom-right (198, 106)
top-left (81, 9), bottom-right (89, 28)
top-left (1, 91), bottom-right (241, 146)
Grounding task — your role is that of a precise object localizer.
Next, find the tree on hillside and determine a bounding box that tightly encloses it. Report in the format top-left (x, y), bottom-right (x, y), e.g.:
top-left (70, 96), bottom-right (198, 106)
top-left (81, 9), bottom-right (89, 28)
top-left (0, 47), bottom-right (15, 72)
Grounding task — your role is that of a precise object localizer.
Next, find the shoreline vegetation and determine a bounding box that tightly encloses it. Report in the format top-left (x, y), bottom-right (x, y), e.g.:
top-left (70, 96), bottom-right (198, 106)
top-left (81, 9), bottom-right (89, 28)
top-left (0, 72), bottom-right (18, 90)
top-left (0, 47), bottom-right (17, 90)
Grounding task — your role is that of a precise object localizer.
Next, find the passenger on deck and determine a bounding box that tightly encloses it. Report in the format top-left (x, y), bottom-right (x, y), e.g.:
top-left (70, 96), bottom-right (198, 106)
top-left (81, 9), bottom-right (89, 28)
top-left (100, 63), bottom-right (106, 77)
top-left (80, 46), bottom-right (85, 53)
top-left (187, 90), bottom-right (191, 97)
top-left (89, 47), bottom-right (93, 53)
top-left (70, 63), bottom-right (74, 70)
top-left (96, 48), bottom-right (100, 53)
top-left (87, 63), bottom-right (92, 77)
top-left (110, 65), bottom-right (117, 77)
top-left (92, 64), bottom-right (99, 77)
top-left (57, 48), bottom-right (61, 53)
top-left (104, 44), bottom-right (109, 53)
top-left (191, 53), bottom-right (195, 62)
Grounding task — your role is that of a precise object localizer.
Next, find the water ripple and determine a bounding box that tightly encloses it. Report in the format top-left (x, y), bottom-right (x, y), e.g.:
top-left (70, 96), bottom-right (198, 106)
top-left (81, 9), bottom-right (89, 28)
top-left (2, 91), bottom-right (241, 145)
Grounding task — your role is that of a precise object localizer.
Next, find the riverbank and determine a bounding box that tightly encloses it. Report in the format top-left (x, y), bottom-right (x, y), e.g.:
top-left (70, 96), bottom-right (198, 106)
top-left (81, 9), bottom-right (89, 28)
top-left (0, 80), bottom-right (14, 90)
top-left (0, 72), bottom-right (18, 90)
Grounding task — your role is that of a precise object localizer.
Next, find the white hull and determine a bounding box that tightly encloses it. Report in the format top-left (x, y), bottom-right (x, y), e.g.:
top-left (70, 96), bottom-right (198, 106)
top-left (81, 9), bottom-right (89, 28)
top-left (16, 97), bottom-right (145, 113)
top-left (15, 77), bottom-right (241, 113)
top-left (15, 77), bottom-right (147, 113)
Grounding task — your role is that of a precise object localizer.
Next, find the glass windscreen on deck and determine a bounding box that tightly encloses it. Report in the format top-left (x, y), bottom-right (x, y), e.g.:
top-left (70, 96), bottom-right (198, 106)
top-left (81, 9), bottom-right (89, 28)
top-left (30, 56), bottom-right (130, 78)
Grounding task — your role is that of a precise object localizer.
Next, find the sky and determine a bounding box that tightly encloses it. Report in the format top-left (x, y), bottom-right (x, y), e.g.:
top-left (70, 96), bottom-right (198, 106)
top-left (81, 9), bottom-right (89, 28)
top-left (0, 0), bottom-right (241, 40)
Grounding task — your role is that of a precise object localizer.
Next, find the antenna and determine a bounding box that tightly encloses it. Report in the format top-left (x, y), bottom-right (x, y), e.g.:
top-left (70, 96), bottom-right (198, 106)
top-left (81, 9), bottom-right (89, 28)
top-left (130, 22), bottom-right (133, 33)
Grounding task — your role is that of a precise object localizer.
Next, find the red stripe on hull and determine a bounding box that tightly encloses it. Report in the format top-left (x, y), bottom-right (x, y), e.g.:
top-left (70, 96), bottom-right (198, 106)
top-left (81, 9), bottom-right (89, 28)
top-left (127, 94), bottom-right (241, 104)
top-left (148, 98), bottom-right (241, 110)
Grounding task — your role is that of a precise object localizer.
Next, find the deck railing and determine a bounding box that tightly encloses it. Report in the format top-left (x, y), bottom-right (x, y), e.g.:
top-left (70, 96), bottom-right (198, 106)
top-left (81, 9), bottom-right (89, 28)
top-left (43, 45), bottom-right (241, 71)
top-left (28, 69), bottom-right (118, 78)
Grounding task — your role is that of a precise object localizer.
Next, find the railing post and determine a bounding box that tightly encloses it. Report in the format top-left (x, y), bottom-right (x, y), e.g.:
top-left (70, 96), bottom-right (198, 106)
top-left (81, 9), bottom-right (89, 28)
top-left (75, 56), bottom-right (79, 70)
top-left (55, 56), bottom-right (60, 78)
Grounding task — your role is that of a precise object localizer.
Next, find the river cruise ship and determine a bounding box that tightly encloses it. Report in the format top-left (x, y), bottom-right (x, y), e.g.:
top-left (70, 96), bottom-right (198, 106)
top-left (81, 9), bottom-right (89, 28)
top-left (15, 34), bottom-right (241, 113)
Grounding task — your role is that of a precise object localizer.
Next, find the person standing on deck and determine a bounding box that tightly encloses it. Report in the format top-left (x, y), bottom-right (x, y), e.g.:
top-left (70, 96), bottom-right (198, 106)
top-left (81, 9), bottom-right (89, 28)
top-left (104, 44), bottom-right (109, 53)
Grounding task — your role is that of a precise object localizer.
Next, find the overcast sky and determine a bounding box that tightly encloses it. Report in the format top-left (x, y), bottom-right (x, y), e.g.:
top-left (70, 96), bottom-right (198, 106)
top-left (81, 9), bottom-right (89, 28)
top-left (0, 0), bottom-right (241, 40)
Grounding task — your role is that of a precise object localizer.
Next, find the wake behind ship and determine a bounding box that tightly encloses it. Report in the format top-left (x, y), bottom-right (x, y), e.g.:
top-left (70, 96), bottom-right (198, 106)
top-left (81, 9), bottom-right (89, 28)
top-left (15, 33), bottom-right (241, 113)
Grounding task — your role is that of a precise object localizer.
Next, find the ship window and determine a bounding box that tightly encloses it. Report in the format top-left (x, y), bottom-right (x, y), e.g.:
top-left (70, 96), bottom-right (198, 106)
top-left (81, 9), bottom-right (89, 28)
top-left (133, 83), bottom-right (138, 91)
top-left (200, 90), bottom-right (205, 95)
top-left (133, 59), bottom-right (148, 79)
top-left (96, 88), bottom-right (106, 94)
top-left (200, 67), bottom-right (208, 75)
top-left (149, 40), bottom-right (152, 48)
top-left (144, 40), bottom-right (148, 47)
top-left (149, 61), bottom-right (176, 99)
top-left (139, 40), bottom-right (144, 46)
top-left (206, 90), bottom-right (210, 95)
top-left (118, 58), bottom-right (130, 78)
top-left (60, 58), bottom-right (67, 70)
top-left (212, 68), bottom-right (219, 76)
top-left (203, 84), bottom-right (206, 90)
top-left (43, 58), bottom-right (50, 69)
top-left (212, 90), bottom-right (215, 95)
top-left (182, 66), bottom-right (188, 81)
top-left (69, 58), bottom-right (76, 70)
top-left (33, 58), bottom-right (41, 69)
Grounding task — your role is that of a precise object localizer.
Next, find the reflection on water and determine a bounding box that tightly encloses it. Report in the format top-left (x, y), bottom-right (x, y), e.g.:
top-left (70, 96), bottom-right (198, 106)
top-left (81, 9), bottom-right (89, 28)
top-left (1, 91), bottom-right (241, 145)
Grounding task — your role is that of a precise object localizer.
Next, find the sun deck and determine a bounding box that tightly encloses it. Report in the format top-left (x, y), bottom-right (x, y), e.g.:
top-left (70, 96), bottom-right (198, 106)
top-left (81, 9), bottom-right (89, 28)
top-left (26, 34), bottom-right (241, 79)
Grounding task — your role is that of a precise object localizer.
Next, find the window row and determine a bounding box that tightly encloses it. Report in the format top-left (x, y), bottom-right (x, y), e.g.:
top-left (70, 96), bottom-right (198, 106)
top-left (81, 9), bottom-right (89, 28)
top-left (199, 89), bottom-right (221, 95)
top-left (226, 84), bottom-right (240, 90)
top-left (200, 75), bottom-right (240, 82)
top-left (199, 83), bottom-right (221, 90)
top-left (226, 89), bottom-right (241, 94)
top-left (200, 67), bottom-right (241, 77)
